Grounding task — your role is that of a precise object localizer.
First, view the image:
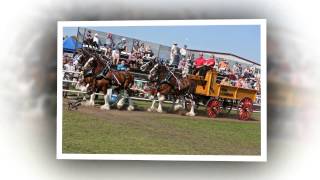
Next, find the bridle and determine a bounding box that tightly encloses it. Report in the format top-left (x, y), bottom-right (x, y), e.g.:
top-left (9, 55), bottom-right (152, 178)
top-left (149, 63), bottom-right (182, 90)
top-left (140, 58), bottom-right (157, 72)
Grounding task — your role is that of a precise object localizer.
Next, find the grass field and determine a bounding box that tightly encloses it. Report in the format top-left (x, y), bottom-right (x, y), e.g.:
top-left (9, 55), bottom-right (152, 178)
top-left (62, 99), bottom-right (261, 155)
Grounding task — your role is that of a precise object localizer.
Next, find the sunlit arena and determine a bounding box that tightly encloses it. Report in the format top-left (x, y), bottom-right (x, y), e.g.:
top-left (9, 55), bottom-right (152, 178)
top-left (59, 21), bottom-right (264, 157)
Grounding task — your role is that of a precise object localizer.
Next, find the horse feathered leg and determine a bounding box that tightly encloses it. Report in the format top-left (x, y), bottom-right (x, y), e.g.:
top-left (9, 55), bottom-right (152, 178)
top-left (117, 97), bottom-right (125, 109)
top-left (126, 89), bottom-right (134, 111)
top-left (186, 94), bottom-right (196, 116)
top-left (100, 93), bottom-right (110, 110)
top-left (148, 98), bottom-right (157, 112)
top-left (87, 93), bottom-right (95, 106)
top-left (174, 96), bottom-right (183, 111)
top-left (157, 92), bottom-right (164, 113)
top-left (171, 97), bottom-right (176, 112)
top-left (127, 98), bottom-right (134, 111)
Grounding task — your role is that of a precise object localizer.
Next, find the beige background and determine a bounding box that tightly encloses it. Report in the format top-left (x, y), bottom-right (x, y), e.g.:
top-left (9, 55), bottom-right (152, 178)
top-left (0, 0), bottom-right (319, 179)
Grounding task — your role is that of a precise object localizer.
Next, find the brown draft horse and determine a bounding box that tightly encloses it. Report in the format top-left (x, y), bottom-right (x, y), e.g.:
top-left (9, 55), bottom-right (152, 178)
top-left (82, 54), bottom-right (135, 111)
top-left (141, 60), bottom-right (197, 116)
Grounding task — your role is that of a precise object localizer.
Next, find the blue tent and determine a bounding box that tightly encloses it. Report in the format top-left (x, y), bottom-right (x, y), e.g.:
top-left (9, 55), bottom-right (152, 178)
top-left (63, 37), bottom-right (82, 53)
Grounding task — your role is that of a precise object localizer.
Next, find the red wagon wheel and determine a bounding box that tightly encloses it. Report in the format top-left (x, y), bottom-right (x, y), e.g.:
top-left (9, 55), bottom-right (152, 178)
top-left (238, 97), bottom-right (253, 120)
top-left (207, 98), bottom-right (221, 118)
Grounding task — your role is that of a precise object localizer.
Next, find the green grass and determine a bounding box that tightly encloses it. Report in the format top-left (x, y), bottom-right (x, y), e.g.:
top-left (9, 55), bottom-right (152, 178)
top-left (63, 105), bottom-right (261, 155)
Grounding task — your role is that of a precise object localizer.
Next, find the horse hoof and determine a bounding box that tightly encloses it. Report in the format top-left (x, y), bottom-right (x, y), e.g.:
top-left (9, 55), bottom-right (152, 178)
top-left (88, 101), bottom-right (95, 106)
top-left (157, 110), bottom-right (163, 113)
top-left (117, 105), bottom-right (123, 109)
top-left (186, 112), bottom-right (195, 116)
top-left (174, 105), bottom-right (182, 111)
top-left (127, 106), bottom-right (134, 111)
top-left (147, 108), bottom-right (154, 112)
top-left (100, 105), bottom-right (110, 110)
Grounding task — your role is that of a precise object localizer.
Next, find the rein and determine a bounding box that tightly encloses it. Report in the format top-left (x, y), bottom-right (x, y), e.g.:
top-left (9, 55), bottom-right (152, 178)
top-left (165, 65), bottom-right (181, 91)
top-left (150, 63), bottom-right (182, 91)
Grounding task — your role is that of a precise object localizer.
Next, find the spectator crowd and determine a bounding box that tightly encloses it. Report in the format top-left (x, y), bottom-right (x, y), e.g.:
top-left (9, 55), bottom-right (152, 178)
top-left (63, 30), bottom-right (261, 92)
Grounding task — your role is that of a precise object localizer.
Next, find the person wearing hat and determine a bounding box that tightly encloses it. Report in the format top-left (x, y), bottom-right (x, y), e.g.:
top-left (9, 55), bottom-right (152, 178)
top-left (85, 30), bottom-right (92, 40)
top-left (103, 33), bottom-right (114, 58)
top-left (105, 33), bottom-right (114, 49)
top-left (205, 54), bottom-right (216, 69)
top-left (180, 45), bottom-right (187, 60)
top-left (218, 60), bottom-right (229, 74)
top-left (92, 33), bottom-right (100, 49)
top-left (193, 52), bottom-right (206, 74)
top-left (178, 45), bottom-right (188, 71)
top-left (236, 76), bottom-right (247, 88)
top-left (84, 30), bottom-right (93, 47)
top-left (169, 42), bottom-right (179, 66)
top-left (112, 37), bottom-right (128, 65)
top-left (116, 60), bottom-right (128, 71)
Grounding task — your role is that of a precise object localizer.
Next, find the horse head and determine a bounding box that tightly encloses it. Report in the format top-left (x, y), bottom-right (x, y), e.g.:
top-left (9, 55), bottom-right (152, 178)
top-left (77, 48), bottom-right (91, 67)
top-left (148, 62), bottom-right (167, 82)
top-left (140, 57), bottom-right (157, 72)
top-left (82, 56), bottom-right (96, 72)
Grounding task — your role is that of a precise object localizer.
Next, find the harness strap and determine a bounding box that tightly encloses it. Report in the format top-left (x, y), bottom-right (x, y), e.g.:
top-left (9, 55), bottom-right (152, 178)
top-left (112, 73), bottom-right (121, 86)
top-left (166, 66), bottom-right (181, 90)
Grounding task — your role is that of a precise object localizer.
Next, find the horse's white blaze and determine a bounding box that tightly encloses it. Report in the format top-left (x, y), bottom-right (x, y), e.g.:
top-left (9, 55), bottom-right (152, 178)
top-left (83, 57), bottom-right (94, 69)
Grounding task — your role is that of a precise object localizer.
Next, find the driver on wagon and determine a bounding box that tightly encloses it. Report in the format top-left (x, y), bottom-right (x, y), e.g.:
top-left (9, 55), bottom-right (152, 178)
top-left (193, 52), bottom-right (206, 74)
top-left (205, 54), bottom-right (216, 69)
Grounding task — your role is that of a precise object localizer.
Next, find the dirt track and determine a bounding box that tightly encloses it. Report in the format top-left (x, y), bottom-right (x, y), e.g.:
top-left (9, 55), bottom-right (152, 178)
top-left (67, 103), bottom-right (260, 123)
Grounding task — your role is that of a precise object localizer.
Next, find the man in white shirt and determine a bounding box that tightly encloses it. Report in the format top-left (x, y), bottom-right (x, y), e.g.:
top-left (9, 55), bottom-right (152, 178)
top-left (180, 45), bottom-right (187, 60)
top-left (93, 33), bottom-right (100, 49)
top-left (170, 43), bottom-right (179, 66)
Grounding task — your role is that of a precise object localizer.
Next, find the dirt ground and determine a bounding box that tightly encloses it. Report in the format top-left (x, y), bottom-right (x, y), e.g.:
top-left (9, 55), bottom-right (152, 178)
top-left (65, 99), bottom-right (260, 123)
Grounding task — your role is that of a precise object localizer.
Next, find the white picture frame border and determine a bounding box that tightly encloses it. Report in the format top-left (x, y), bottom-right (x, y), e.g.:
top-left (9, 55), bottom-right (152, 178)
top-left (57, 19), bottom-right (267, 162)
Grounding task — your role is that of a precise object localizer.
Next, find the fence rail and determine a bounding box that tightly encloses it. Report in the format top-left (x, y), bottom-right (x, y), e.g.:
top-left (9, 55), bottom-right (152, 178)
top-left (62, 70), bottom-right (261, 109)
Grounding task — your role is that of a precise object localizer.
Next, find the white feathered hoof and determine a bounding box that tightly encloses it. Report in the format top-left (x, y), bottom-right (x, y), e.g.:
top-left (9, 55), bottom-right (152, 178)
top-left (174, 104), bottom-right (182, 111)
top-left (127, 105), bottom-right (135, 111)
top-left (157, 109), bottom-right (163, 113)
top-left (147, 107), bottom-right (155, 112)
top-left (186, 112), bottom-right (196, 116)
top-left (88, 101), bottom-right (95, 107)
top-left (117, 104), bottom-right (124, 109)
top-left (116, 100), bottom-right (125, 109)
top-left (100, 104), bottom-right (110, 110)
